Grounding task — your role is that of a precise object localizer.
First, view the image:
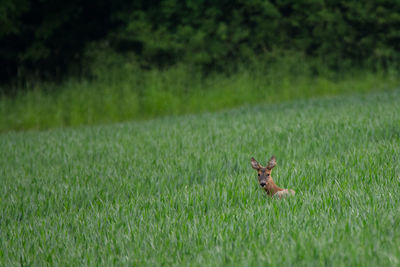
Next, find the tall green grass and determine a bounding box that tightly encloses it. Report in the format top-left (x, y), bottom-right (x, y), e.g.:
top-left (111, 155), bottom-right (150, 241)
top-left (1, 53), bottom-right (399, 131)
top-left (1, 90), bottom-right (400, 265)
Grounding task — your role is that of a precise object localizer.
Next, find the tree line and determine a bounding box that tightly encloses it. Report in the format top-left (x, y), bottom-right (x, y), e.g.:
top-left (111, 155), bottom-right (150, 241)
top-left (1, 0), bottom-right (399, 88)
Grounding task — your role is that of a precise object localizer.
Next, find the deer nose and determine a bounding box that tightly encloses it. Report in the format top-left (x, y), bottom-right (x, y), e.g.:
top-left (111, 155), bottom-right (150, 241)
top-left (260, 183), bottom-right (266, 187)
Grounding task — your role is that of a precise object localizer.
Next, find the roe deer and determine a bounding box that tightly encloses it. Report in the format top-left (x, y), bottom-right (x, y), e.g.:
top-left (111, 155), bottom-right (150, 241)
top-left (251, 156), bottom-right (295, 198)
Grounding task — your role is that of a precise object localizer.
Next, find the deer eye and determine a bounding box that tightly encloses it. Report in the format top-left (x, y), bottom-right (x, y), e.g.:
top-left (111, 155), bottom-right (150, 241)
top-left (258, 173), bottom-right (260, 176)
top-left (266, 174), bottom-right (270, 176)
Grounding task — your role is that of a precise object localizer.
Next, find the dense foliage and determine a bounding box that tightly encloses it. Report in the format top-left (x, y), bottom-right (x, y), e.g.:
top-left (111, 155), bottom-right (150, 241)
top-left (1, 0), bottom-right (400, 87)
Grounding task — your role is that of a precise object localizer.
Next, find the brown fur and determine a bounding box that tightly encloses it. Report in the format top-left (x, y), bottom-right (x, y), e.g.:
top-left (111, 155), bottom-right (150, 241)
top-left (251, 156), bottom-right (295, 198)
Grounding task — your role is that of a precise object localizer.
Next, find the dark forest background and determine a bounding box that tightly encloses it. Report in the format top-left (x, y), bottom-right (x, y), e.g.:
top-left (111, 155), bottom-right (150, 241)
top-left (2, 0), bottom-right (400, 87)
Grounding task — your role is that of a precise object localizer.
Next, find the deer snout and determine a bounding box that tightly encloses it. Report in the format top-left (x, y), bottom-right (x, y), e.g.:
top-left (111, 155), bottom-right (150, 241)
top-left (260, 182), bottom-right (266, 187)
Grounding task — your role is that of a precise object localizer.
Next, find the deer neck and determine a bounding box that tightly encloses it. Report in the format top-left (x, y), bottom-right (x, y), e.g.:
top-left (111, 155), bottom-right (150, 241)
top-left (264, 177), bottom-right (283, 196)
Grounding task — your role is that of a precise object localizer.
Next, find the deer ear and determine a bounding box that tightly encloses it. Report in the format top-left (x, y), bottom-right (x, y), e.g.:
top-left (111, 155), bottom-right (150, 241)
top-left (266, 155), bottom-right (276, 170)
top-left (251, 157), bottom-right (262, 170)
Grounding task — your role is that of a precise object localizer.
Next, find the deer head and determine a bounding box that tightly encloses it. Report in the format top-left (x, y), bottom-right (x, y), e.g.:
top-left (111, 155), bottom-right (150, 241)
top-left (251, 156), bottom-right (276, 189)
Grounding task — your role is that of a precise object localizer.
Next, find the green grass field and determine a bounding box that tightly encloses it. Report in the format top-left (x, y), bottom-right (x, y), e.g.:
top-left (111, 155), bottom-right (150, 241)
top-left (1, 59), bottom-right (399, 132)
top-left (1, 90), bottom-right (400, 266)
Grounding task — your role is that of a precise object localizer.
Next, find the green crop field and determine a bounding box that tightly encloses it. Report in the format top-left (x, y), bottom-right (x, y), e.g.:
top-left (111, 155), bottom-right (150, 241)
top-left (1, 90), bottom-right (400, 266)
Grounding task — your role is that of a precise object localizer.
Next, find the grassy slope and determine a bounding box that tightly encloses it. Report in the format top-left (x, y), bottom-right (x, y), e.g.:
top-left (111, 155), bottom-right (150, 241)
top-left (1, 63), bottom-right (399, 132)
top-left (1, 90), bottom-right (400, 266)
